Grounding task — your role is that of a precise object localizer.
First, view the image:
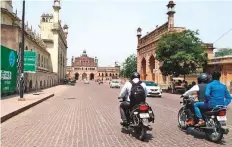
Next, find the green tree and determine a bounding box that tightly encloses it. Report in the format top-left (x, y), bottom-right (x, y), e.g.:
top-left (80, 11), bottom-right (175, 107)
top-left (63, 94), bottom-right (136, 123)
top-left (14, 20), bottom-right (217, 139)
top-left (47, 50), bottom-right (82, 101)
top-left (155, 29), bottom-right (207, 79)
top-left (120, 54), bottom-right (137, 78)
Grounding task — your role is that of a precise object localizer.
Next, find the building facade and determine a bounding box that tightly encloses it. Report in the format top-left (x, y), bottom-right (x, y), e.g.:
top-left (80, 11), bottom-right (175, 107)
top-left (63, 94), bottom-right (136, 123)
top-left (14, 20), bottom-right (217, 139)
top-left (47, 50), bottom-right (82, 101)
top-left (71, 50), bottom-right (98, 80)
top-left (69, 50), bottom-right (120, 81)
top-left (40, 0), bottom-right (68, 83)
top-left (206, 48), bottom-right (232, 91)
top-left (1, 0), bottom-right (67, 92)
top-left (136, 0), bottom-right (214, 86)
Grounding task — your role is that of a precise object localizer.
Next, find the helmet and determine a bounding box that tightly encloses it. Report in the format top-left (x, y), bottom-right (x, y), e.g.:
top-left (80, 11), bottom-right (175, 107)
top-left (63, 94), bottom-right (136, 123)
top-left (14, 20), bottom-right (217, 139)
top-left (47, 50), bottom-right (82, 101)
top-left (212, 71), bottom-right (221, 80)
top-left (131, 72), bottom-right (140, 80)
top-left (197, 73), bottom-right (209, 84)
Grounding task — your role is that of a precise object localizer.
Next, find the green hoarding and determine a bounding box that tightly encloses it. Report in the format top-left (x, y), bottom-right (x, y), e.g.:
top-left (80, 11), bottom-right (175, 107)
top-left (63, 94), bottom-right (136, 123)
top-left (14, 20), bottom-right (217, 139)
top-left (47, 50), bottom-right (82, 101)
top-left (1, 45), bottom-right (18, 93)
top-left (24, 51), bottom-right (37, 73)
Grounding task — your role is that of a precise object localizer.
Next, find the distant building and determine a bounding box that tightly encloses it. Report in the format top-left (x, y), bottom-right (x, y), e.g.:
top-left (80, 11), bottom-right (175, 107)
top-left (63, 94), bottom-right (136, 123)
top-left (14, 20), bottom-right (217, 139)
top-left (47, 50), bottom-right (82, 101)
top-left (69, 50), bottom-right (120, 81)
top-left (71, 50), bottom-right (98, 80)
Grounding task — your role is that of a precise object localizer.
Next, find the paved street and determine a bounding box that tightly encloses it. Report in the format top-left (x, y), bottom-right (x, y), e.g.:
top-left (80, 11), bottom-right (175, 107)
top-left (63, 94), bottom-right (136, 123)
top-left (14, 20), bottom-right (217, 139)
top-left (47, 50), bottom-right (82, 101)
top-left (1, 81), bottom-right (232, 147)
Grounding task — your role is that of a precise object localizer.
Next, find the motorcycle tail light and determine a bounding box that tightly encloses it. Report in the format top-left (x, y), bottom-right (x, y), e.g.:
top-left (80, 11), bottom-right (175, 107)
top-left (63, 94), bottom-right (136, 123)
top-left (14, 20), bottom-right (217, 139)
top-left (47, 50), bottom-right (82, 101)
top-left (139, 105), bottom-right (148, 111)
top-left (218, 110), bottom-right (226, 116)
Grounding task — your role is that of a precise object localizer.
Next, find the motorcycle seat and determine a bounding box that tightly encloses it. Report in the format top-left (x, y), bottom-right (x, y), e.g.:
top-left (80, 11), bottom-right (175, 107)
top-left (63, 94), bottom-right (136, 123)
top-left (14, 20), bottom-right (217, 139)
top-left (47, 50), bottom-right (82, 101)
top-left (203, 107), bottom-right (225, 116)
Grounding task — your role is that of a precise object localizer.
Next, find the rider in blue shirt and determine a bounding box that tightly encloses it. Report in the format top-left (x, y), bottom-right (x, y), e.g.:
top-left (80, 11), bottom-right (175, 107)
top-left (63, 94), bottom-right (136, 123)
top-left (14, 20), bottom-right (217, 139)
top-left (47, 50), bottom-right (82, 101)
top-left (194, 71), bottom-right (232, 126)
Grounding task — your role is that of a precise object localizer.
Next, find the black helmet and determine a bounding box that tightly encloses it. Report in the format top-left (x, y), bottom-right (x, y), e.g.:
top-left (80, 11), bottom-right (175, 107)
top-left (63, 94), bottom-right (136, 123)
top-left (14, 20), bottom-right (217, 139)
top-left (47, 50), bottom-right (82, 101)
top-left (212, 71), bottom-right (221, 80)
top-left (131, 72), bottom-right (140, 80)
top-left (197, 73), bottom-right (209, 84)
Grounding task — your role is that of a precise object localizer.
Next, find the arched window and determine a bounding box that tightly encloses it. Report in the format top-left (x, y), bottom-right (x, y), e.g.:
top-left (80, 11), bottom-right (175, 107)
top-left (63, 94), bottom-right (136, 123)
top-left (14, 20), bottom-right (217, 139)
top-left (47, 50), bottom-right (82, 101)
top-left (42, 18), bottom-right (45, 22)
top-left (25, 46), bottom-right (28, 50)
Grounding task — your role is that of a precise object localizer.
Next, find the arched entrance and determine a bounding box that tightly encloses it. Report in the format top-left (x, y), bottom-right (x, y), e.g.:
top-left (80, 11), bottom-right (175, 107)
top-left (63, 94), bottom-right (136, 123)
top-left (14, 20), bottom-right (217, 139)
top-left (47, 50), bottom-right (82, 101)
top-left (40, 81), bottom-right (42, 89)
top-left (75, 73), bottom-right (79, 80)
top-left (82, 73), bottom-right (87, 80)
top-left (29, 80), bottom-right (32, 91)
top-left (141, 58), bottom-right (146, 80)
top-left (90, 73), bottom-right (94, 80)
top-left (149, 55), bottom-right (155, 81)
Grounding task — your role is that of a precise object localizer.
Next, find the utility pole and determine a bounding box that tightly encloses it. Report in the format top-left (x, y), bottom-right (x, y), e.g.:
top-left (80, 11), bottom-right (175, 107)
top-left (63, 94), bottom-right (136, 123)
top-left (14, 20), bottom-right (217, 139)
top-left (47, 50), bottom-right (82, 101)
top-left (19, 0), bottom-right (25, 100)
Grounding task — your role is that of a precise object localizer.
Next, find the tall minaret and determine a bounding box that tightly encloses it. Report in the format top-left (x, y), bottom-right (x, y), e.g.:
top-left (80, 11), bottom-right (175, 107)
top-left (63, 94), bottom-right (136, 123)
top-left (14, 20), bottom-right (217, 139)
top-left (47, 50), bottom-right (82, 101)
top-left (53, 0), bottom-right (61, 24)
top-left (167, 0), bottom-right (176, 29)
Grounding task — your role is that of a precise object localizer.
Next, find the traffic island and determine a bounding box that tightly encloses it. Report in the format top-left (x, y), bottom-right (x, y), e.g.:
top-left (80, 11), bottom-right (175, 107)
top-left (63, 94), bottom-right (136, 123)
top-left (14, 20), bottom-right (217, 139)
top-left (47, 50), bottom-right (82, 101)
top-left (1, 93), bottom-right (54, 123)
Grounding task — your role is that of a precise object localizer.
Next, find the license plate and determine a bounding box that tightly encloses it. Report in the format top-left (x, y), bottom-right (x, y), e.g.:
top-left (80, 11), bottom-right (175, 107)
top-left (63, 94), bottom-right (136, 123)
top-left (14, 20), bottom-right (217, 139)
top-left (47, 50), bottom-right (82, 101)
top-left (140, 113), bottom-right (149, 118)
top-left (217, 116), bottom-right (227, 121)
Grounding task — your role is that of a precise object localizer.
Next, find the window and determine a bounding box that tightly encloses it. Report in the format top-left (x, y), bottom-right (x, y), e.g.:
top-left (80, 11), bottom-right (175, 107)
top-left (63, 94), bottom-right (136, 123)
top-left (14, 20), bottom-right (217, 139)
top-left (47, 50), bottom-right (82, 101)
top-left (41, 56), bottom-right (43, 67)
top-left (25, 46), bottom-right (28, 50)
top-left (38, 54), bottom-right (40, 66)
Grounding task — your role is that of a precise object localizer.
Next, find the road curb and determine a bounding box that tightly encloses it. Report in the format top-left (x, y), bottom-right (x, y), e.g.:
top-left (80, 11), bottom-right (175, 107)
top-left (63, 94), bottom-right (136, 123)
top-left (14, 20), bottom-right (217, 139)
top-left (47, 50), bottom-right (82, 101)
top-left (1, 93), bottom-right (55, 123)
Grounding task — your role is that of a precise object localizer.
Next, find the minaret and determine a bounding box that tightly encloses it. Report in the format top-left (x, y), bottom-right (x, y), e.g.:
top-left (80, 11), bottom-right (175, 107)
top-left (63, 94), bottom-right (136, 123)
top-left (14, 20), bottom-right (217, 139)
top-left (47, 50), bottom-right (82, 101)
top-left (53, 0), bottom-right (61, 24)
top-left (71, 56), bottom-right (74, 66)
top-left (63, 24), bottom-right (69, 39)
top-left (95, 57), bottom-right (98, 67)
top-left (136, 27), bottom-right (142, 48)
top-left (167, 0), bottom-right (176, 29)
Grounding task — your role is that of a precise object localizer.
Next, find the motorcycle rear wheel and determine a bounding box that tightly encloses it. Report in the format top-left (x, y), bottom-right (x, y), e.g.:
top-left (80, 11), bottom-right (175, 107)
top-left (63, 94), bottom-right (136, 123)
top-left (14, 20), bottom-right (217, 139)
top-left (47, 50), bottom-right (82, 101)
top-left (205, 120), bottom-right (223, 143)
top-left (139, 127), bottom-right (147, 141)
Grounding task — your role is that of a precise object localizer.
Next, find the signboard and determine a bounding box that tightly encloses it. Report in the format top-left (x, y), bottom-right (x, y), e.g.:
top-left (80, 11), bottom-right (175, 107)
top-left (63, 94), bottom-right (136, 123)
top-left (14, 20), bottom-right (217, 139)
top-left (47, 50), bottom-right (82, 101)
top-left (24, 51), bottom-right (37, 73)
top-left (1, 45), bottom-right (18, 93)
top-left (214, 48), bottom-right (232, 58)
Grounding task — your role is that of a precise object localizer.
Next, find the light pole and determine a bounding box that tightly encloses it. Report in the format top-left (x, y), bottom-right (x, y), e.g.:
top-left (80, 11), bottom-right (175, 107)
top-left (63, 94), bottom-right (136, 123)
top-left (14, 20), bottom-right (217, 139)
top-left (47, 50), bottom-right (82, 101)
top-left (19, 0), bottom-right (25, 100)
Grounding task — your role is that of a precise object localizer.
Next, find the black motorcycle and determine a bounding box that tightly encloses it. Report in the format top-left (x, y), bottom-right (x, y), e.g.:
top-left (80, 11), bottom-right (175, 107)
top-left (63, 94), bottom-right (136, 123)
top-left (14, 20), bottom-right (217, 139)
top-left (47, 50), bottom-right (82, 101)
top-left (118, 97), bottom-right (155, 141)
top-left (178, 95), bottom-right (229, 142)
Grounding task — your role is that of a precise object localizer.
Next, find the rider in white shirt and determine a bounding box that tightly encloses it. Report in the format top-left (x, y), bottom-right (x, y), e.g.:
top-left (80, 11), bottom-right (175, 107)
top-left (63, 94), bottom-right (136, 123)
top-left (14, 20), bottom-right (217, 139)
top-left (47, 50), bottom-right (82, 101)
top-left (119, 72), bottom-right (148, 125)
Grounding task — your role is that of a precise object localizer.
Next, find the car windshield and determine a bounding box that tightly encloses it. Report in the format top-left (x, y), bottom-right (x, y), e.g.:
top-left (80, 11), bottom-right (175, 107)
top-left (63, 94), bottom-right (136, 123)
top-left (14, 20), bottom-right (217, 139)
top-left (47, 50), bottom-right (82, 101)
top-left (144, 81), bottom-right (157, 86)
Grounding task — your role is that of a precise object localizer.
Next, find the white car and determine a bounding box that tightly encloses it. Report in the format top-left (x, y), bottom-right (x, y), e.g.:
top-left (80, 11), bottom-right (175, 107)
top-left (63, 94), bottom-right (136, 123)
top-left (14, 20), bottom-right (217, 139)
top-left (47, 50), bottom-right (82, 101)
top-left (143, 81), bottom-right (162, 97)
top-left (84, 79), bottom-right (89, 84)
top-left (110, 80), bottom-right (120, 88)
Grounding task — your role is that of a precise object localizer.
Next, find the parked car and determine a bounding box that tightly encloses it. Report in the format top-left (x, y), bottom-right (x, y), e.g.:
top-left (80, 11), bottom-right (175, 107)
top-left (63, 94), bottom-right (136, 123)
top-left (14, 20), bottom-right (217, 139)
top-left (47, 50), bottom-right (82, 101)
top-left (84, 79), bottom-right (89, 84)
top-left (142, 81), bottom-right (162, 97)
top-left (110, 80), bottom-right (120, 88)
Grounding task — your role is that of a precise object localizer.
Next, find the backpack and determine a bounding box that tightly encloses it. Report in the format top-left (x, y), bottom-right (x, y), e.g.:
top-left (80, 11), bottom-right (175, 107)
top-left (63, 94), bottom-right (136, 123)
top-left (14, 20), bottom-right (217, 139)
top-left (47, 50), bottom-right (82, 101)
top-left (130, 80), bottom-right (146, 107)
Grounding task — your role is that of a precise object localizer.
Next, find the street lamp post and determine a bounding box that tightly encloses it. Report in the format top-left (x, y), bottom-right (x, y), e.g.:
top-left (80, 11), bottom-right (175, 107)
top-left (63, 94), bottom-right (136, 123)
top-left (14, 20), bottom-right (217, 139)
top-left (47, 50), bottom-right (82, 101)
top-left (19, 0), bottom-right (25, 100)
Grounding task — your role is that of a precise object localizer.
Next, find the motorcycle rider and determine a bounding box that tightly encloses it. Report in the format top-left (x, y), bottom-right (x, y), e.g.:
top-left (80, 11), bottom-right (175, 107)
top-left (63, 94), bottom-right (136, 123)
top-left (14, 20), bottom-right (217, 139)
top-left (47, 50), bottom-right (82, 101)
top-left (182, 73), bottom-right (209, 125)
top-left (119, 72), bottom-right (148, 125)
top-left (194, 71), bottom-right (232, 126)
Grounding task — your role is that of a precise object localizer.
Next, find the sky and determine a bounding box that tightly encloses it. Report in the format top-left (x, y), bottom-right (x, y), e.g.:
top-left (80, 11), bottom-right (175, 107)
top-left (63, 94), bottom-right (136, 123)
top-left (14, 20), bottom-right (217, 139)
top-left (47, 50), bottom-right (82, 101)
top-left (13, 0), bottom-right (232, 66)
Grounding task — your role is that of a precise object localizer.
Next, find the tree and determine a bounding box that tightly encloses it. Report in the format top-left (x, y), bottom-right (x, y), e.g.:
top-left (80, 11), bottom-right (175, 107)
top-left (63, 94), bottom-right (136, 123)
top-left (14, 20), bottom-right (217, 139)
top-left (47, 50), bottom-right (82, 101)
top-left (120, 54), bottom-right (137, 78)
top-left (156, 29), bottom-right (208, 79)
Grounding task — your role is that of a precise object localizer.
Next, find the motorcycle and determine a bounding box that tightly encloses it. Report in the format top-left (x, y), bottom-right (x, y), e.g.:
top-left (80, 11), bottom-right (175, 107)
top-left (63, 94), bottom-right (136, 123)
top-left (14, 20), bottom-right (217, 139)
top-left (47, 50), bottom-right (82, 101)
top-left (178, 95), bottom-right (229, 142)
top-left (118, 97), bottom-right (155, 141)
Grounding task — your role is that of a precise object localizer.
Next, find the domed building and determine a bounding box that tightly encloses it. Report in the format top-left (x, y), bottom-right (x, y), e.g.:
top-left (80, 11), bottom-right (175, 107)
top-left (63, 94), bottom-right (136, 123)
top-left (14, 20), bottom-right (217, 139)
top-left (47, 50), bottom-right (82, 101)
top-left (69, 50), bottom-right (120, 81)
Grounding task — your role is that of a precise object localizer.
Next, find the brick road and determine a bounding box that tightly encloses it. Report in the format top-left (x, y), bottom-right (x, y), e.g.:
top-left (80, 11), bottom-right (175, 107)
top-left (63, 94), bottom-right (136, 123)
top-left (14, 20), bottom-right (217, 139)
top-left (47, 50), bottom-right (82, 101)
top-left (1, 81), bottom-right (232, 147)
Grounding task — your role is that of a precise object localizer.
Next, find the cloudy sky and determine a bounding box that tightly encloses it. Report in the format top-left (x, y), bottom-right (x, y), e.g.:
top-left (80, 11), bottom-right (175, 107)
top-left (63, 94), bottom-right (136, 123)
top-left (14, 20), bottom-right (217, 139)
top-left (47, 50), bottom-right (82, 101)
top-left (13, 0), bottom-right (232, 66)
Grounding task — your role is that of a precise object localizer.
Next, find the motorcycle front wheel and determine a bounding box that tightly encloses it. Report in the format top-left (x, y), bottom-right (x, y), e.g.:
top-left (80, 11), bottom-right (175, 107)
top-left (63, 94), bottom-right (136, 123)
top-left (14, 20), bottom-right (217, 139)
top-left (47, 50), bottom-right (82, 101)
top-left (178, 107), bottom-right (189, 130)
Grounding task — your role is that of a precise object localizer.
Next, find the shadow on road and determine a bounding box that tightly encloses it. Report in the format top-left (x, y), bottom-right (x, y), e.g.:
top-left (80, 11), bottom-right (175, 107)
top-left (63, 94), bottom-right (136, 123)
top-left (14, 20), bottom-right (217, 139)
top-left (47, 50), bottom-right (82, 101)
top-left (185, 127), bottom-right (227, 145)
top-left (121, 128), bottom-right (154, 142)
top-left (147, 96), bottom-right (162, 98)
